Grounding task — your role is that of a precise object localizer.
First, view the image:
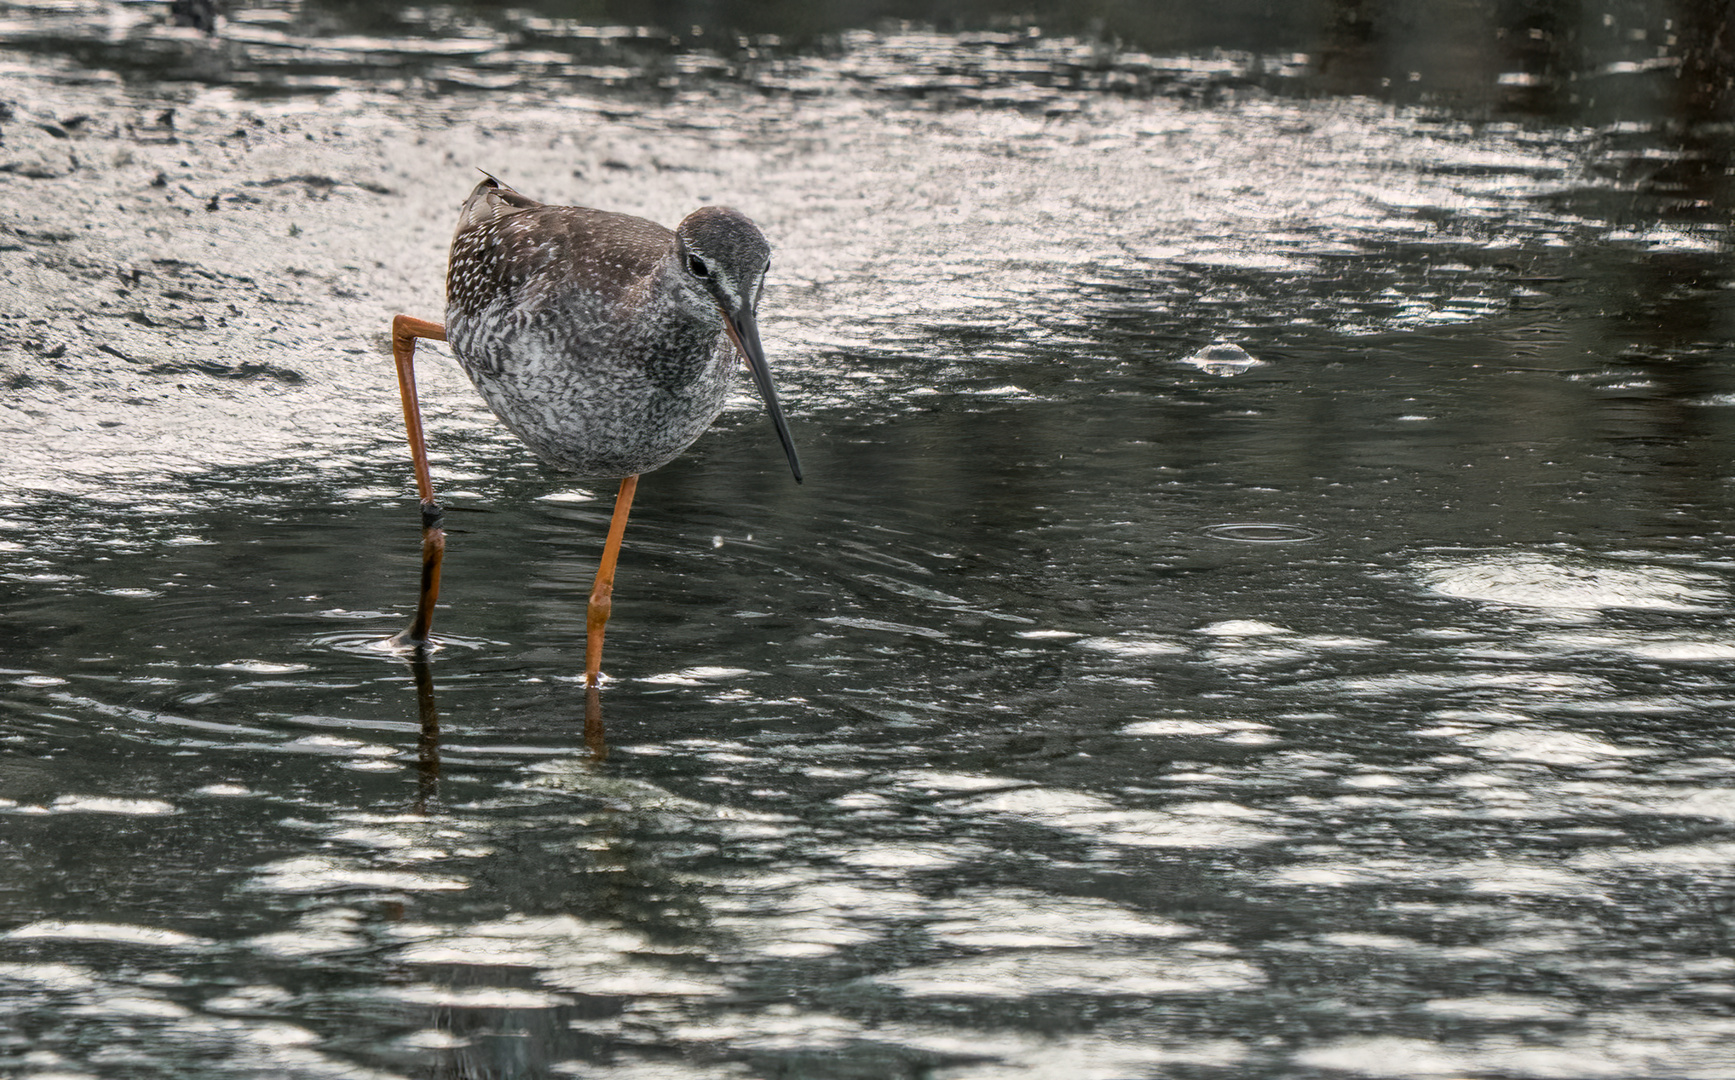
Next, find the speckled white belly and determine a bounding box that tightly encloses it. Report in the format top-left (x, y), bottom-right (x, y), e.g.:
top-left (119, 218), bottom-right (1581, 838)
top-left (446, 306), bottom-right (737, 479)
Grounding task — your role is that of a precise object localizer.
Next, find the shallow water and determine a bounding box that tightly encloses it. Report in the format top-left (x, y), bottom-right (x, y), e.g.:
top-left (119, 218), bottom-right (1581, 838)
top-left (3, 3), bottom-right (1735, 1078)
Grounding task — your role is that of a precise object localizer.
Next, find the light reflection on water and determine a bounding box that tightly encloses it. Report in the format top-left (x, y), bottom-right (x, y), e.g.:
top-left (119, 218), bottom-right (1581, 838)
top-left (8, 395), bottom-right (1735, 1077)
top-left (3, 3), bottom-right (1735, 1079)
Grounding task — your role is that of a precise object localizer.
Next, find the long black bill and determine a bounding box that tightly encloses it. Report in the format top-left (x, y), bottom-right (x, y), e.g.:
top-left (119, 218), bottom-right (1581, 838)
top-left (722, 305), bottom-right (803, 483)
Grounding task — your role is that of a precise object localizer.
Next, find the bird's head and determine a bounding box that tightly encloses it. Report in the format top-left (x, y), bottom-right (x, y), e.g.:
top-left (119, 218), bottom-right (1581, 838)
top-left (673, 207), bottom-right (800, 483)
top-left (673, 206), bottom-right (771, 322)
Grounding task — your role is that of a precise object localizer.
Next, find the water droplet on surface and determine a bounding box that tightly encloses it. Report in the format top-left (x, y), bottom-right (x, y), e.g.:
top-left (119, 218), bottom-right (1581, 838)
top-left (1179, 341), bottom-right (1263, 375)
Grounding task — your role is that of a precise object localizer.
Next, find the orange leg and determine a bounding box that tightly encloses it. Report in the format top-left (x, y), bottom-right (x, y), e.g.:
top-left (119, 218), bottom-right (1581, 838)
top-left (585, 474), bottom-right (640, 687)
top-left (388, 314), bottom-right (448, 649)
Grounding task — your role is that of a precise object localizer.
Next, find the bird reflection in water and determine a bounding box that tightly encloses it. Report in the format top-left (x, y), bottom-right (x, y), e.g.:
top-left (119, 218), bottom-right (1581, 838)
top-left (405, 656), bottom-right (609, 815)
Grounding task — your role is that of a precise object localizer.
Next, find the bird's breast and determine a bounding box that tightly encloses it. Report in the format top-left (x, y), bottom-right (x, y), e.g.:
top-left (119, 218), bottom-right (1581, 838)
top-left (444, 300), bottom-right (738, 479)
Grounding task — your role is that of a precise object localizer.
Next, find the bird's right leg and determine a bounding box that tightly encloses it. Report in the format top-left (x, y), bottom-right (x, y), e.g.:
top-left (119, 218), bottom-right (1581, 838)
top-left (585, 474), bottom-right (639, 688)
top-left (388, 314), bottom-right (448, 649)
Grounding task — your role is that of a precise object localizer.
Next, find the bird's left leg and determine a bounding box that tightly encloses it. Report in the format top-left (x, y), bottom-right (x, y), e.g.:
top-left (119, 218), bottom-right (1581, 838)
top-left (388, 314), bottom-right (448, 649)
top-left (585, 474), bottom-right (639, 688)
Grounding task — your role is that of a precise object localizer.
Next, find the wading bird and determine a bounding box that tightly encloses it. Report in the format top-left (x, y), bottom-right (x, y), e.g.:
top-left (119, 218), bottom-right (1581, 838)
top-left (387, 175), bottom-right (802, 687)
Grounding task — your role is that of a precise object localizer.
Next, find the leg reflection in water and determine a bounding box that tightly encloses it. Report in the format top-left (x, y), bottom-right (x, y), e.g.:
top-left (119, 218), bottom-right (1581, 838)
top-left (408, 656), bottom-right (608, 813)
top-left (410, 657), bottom-right (441, 815)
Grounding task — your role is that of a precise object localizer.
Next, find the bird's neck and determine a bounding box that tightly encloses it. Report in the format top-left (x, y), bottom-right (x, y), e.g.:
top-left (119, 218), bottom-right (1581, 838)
top-left (618, 259), bottom-right (726, 391)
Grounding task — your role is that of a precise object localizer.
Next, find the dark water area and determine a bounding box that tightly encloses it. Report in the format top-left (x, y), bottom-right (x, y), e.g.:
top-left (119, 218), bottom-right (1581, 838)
top-left (3, 1), bottom-right (1735, 1078)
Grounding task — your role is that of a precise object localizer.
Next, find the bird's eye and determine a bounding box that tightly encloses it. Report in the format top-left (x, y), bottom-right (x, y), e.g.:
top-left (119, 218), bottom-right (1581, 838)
top-left (686, 255), bottom-right (710, 278)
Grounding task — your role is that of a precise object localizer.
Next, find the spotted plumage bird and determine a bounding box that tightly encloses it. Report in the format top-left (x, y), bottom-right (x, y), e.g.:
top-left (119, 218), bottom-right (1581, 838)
top-left (387, 174), bottom-right (801, 686)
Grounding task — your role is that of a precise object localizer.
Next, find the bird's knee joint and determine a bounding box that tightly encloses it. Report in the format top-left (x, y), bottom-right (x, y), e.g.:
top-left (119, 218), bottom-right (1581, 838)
top-left (420, 501), bottom-right (444, 530)
top-left (588, 586), bottom-right (613, 627)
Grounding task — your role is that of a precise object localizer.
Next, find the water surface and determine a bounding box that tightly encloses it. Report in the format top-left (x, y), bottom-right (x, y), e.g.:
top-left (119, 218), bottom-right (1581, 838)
top-left (2, 3), bottom-right (1734, 1078)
